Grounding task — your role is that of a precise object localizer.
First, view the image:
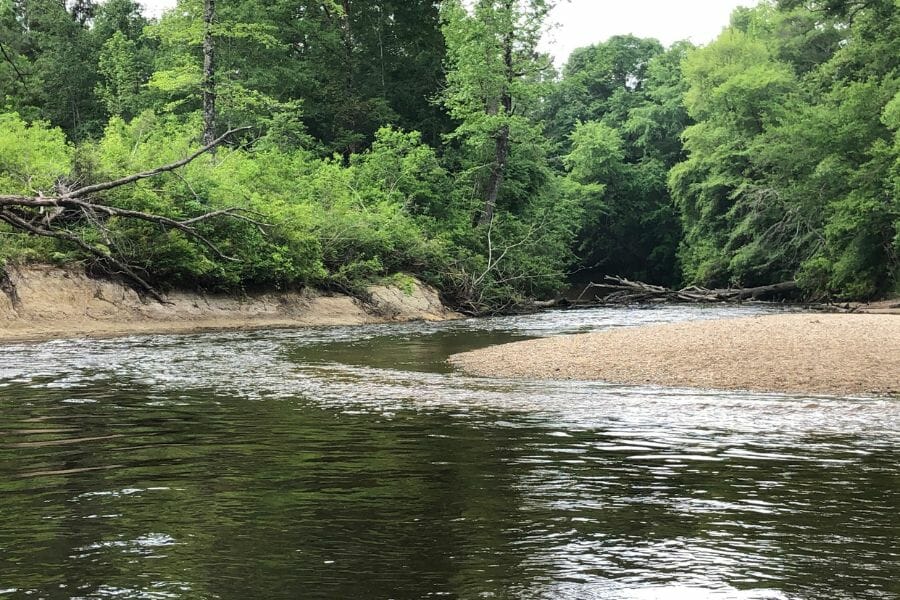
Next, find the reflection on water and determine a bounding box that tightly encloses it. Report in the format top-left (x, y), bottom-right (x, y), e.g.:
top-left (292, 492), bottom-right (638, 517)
top-left (0, 306), bottom-right (898, 599)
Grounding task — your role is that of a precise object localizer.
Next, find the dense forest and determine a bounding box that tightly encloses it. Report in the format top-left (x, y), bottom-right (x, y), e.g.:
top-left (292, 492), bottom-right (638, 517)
top-left (1, 0), bottom-right (898, 312)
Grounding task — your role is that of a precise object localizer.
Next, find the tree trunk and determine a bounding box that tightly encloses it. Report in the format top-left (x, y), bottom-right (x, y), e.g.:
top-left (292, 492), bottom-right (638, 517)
top-left (478, 14), bottom-right (514, 228)
top-left (0, 266), bottom-right (21, 309)
top-left (202, 0), bottom-right (217, 147)
top-left (340, 0), bottom-right (359, 157)
top-left (479, 125), bottom-right (509, 227)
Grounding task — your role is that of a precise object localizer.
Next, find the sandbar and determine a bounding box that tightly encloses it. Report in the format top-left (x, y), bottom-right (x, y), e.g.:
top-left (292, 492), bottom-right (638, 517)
top-left (449, 313), bottom-right (900, 396)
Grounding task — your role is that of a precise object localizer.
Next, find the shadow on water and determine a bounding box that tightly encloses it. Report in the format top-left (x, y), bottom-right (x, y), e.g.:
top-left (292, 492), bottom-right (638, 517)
top-left (0, 306), bottom-right (898, 599)
top-left (289, 328), bottom-right (535, 373)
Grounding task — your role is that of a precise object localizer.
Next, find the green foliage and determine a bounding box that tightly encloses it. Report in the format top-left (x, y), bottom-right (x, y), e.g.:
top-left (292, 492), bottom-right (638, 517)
top-left (0, 0), bottom-right (103, 138)
top-left (0, 113), bottom-right (72, 193)
top-left (439, 0), bottom-right (554, 163)
top-left (0, 113), bottom-right (71, 262)
top-left (382, 272), bottom-right (418, 296)
top-left (544, 35), bottom-right (665, 147)
top-left (0, 111), bottom-right (459, 296)
top-left (546, 37), bottom-right (687, 285)
top-left (671, 0), bottom-right (899, 297)
top-left (84, 113), bottom-right (449, 291)
top-left (96, 31), bottom-right (145, 119)
top-left (3, 0), bottom-right (899, 310)
top-left (565, 121), bottom-right (624, 184)
top-left (131, 0), bottom-right (450, 156)
top-left (433, 0), bottom-right (578, 310)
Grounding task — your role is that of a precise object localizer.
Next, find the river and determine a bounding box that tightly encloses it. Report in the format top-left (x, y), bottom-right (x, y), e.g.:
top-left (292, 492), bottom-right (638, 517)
top-left (1, 306), bottom-right (898, 599)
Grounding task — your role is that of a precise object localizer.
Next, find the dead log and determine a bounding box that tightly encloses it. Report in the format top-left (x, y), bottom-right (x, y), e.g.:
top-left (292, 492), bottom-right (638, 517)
top-left (719, 280), bottom-right (799, 300)
top-left (531, 298), bottom-right (561, 309)
top-left (573, 276), bottom-right (799, 306)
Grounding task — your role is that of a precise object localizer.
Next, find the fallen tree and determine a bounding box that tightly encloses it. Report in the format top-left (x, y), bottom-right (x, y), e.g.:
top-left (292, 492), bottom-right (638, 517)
top-left (571, 276), bottom-right (800, 305)
top-left (0, 127), bottom-right (264, 303)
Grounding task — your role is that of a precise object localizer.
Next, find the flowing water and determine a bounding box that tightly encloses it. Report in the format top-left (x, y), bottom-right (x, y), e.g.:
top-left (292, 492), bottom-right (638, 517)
top-left (0, 306), bottom-right (898, 600)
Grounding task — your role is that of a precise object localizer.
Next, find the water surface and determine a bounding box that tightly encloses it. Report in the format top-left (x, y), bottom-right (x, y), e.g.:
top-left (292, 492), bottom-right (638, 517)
top-left (1, 306), bottom-right (898, 599)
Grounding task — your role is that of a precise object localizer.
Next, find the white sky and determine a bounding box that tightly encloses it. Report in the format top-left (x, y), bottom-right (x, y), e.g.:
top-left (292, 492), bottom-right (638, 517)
top-left (138, 0), bottom-right (757, 65)
top-left (541, 0), bottom-right (757, 65)
top-left (138, 0), bottom-right (173, 18)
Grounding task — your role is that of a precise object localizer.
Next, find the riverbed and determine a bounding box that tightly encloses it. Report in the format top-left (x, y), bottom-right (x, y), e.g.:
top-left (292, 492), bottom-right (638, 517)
top-left (1, 306), bottom-right (898, 599)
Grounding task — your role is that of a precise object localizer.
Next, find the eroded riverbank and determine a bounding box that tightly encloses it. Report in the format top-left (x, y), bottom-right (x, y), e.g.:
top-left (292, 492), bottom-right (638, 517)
top-left (0, 264), bottom-right (459, 342)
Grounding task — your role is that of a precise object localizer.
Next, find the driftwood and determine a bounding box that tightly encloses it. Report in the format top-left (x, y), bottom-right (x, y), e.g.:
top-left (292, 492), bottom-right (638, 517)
top-left (572, 276), bottom-right (799, 306)
top-left (0, 127), bottom-right (264, 303)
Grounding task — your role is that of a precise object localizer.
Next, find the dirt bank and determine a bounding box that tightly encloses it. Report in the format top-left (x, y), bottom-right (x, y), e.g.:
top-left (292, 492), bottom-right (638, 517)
top-left (0, 265), bottom-right (459, 342)
top-left (449, 313), bottom-right (900, 396)
top-left (846, 298), bottom-right (900, 314)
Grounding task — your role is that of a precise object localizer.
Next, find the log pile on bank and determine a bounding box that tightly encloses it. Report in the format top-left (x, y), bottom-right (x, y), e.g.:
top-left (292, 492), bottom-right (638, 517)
top-left (570, 276), bottom-right (799, 306)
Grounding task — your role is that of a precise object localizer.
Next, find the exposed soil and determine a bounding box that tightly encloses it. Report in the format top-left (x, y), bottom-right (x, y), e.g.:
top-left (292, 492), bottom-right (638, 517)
top-left (449, 313), bottom-right (900, 397)
top-left (0, 265), bottom-right (459, 342)
top-left (846, 299), bottom-right (900, 314)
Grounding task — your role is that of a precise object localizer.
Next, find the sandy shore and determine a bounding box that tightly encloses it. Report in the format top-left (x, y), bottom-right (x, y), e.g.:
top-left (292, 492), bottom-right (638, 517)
top-left (0, 265), bottom-right (458, 343)
top-left (450, 314), bottom-right (900, 396)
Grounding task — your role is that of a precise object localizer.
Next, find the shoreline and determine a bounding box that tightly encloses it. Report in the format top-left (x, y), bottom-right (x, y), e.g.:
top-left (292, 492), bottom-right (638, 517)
top-left (0, 265), bottom-right (460, 344)
top-left (0, 317), bottom-right (417, 344)
top-left (449, 313), bottom-right (900, 397)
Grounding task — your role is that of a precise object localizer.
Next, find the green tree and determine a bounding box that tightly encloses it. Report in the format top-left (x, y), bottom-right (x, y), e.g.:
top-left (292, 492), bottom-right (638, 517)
top-left (670, 19), bottom-right (797, 286)
top-left (440, 0), bottom-right (555, 226)
top-left (547, 38), bottom-right (688, 284)
top-left (438, 0), bottom-right (580, 310)
top-left (544, 35), bottom-right (664, 148)
top-left (3, 0), bottom-right (105, 138)
top-left (146, 0), bottom-right (294, 140)
top-left (0, 0), bottom-right (31, 112)
top-left (96, 31), bottom-right (144, 119)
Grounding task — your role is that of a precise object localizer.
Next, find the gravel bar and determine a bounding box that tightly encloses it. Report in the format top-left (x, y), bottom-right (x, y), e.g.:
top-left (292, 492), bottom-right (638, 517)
top-left (449, 314), bottom-right (900, 396)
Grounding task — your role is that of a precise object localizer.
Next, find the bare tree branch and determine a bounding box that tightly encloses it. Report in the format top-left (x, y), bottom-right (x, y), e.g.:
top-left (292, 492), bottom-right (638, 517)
top-left (66, 127), bottom-right (250, 198)
top-left (0, 208), bottom-right (167, 303)
top-left (0, 127), bottom-right (261, 302)
top-left (0, 39), bottom-right (30, 93)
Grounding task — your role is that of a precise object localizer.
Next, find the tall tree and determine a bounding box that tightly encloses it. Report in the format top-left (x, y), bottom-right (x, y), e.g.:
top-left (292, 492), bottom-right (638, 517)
top-left (91, 0), bottom-right (153, 120)
top-left (3, 0), bottom-right (105, 138)
top-left (438, 0), bottom-right (581, 310)
top-left (0, 0), bottom-right (31, 106)
top-left (202, 0), bottom-right (216, 145)
top-left (95, 31), bottom-right (143, 118)
top-left (440, 0), bottom-right (555, 226)
top-left (146, 0), bottom-right (289, 139)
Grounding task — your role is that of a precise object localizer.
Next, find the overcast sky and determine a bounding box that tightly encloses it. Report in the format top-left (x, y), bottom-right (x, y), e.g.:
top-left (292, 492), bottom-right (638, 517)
top-left (541, 0), bottom-right (756, 65)
top-left (139, 0), bottom-right (757, 65)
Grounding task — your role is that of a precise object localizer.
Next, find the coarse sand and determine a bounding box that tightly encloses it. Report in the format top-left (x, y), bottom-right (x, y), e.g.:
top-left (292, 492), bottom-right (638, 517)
top-left (449, 314), bottom-right (900, 396)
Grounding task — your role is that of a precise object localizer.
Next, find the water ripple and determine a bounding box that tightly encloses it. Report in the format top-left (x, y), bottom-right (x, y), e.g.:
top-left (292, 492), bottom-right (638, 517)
top-left (0, 306), bottom-right (898, 599)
